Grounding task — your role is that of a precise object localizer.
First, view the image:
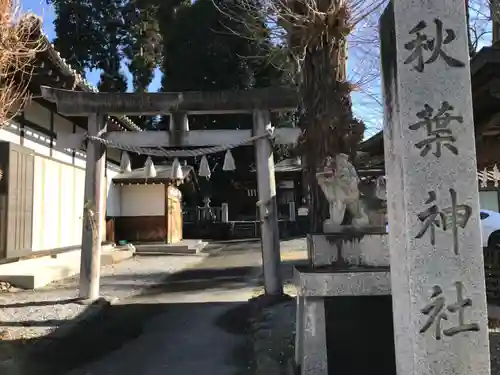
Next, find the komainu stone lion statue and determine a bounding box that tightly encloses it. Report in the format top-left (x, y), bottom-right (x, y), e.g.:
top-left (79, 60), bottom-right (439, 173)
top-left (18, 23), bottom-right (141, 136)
top-left (316, 154), bottom-right (369, 231)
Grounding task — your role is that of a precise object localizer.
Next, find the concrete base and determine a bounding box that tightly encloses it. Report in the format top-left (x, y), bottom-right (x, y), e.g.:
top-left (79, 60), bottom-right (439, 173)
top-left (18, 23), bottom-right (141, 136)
top-left (134, 240), bottom-right (208, 255)
top-left (293, 266), bottom-right (391, 375)
top-left (101, 246), bottom-right (135, 266)
top-left (308, 230), bottom-right (389, 268)
top-left (0, 245), bottom-right (134, 289)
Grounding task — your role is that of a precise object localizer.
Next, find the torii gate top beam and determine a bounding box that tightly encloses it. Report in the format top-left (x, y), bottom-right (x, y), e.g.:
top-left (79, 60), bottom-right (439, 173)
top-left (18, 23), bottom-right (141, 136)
top-left (40, 86), bottom-right (299, 116)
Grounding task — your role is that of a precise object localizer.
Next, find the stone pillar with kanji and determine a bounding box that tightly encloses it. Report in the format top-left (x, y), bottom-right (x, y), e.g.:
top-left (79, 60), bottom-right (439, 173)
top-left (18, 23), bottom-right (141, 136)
top-left (380, 1), bottom-right (491, 374)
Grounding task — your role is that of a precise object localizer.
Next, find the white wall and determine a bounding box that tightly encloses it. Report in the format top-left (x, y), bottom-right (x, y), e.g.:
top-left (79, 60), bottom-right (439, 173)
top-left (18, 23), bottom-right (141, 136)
top-left (0, 99), bottom-right (124, 251)
top-left (31, 155), bottom-right (121, 250)
top-left (120, 184), bottom-right (165, 217)
top-left (31, 156), bottom-right (85, 250)
top-left (0, 123), bottom-right (22, 145)
top-left (23, 129), bottom-right (51, 156)
top-left (106, 169), bottom-right (121, 217)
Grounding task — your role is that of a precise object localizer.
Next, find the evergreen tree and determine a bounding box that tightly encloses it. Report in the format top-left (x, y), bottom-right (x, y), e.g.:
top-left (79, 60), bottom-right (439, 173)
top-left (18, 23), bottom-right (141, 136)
top-left (48, 0), bottom-right (293, 211)
top-left (157, 0), bottom-right (291, 204)
top-left (47, 0), bottom-right (162, 92)
top-left (122, 0), bottom-right (163, 92)
top-left (160, 0), bottom-right (290, 130)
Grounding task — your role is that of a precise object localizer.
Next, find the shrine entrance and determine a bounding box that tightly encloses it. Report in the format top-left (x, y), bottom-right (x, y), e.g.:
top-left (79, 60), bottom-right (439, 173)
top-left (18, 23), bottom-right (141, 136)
top-left (41, 85), bottom-right (299, 300)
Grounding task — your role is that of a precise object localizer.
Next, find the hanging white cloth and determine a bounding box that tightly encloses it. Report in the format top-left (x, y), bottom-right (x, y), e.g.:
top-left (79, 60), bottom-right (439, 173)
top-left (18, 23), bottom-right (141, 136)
top-left (120, 151), bottom-right (132, 173)
top-left (171, 158), bottom-right (184, 180)
top-left (222, 150), bottom-right (236, 171)
top-left (198, 155), bottom-right (211, 179)
top-left (144, 156), bottom-right (157, 178)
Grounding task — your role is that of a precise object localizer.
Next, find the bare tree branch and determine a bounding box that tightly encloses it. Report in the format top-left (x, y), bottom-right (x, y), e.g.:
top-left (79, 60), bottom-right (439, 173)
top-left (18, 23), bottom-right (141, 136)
top-left (0, 0), bottom-right (45, 126)
top-left (213, 0), bottom-right (386, 229)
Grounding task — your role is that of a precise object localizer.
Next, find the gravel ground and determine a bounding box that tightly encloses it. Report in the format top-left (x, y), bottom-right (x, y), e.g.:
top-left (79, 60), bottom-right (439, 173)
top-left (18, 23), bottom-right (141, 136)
top-left (0, 239), bottom-right (305, 345)
top-left (0, 253), bottom-right (205, 343)
top-left (249, 297), bottom-right (295, 375)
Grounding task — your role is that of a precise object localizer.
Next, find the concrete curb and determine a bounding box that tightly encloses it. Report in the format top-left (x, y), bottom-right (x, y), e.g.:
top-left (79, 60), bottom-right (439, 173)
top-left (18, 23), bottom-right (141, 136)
top-left (135, 251), bottom-right (210, 257)
top-left (0, 248), bottom-right (135, 290)
top-left (100, 249), bottom-right (135, 266)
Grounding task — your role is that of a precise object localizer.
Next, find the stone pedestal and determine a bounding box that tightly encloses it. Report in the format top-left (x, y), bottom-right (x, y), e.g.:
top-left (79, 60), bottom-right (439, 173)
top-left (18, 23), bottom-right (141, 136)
top-left (308, 227), bottom-right (389, 268)
top-left (293, 267), bottom-right (392, 375)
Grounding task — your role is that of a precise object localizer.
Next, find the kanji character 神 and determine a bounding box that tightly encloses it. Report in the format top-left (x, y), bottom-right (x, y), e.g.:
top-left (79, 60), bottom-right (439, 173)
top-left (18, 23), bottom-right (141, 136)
top-left (416, 189), bottom-right (471, 254)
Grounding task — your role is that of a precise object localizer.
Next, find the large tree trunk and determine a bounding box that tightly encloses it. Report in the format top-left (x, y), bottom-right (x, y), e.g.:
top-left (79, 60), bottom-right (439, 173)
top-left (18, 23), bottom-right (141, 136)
top-left (280, 0), bottom-right (365, 231)
top-left (300, 39), bottom-right (350, 231)
top-left (299, 31), bottom-right (362, 231)
top-left (492, 0), bottom-right (500, 44)
top-left (465, 0), bottom-right (475, 56)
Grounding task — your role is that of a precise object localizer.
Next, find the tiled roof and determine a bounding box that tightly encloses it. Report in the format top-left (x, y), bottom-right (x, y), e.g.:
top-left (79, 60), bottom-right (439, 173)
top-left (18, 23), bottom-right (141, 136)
top-left (30, 15), bottom-right (142, 132)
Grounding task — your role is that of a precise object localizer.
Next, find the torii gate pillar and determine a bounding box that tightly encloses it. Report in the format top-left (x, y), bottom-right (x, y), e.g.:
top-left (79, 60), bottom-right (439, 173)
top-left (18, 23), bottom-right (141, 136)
top-left (40, 86), bottom-right (299, 299)
top-left (79, 113), bottom-right (106, 301)
top-left (254, 109), bottom-right (283, 296)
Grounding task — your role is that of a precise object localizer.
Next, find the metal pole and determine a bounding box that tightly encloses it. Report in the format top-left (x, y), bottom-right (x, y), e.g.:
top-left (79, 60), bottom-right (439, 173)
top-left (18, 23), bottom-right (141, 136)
top-left (79, 113), bottom-right (106, 301)
top-left (253, 109), bottom-right (283, 296)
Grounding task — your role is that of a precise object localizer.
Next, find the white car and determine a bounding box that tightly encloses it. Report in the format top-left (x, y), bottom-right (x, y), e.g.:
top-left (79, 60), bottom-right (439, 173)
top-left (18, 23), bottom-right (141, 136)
top-left (480, 209), bottom-right (500, 248)
top-left (386, 209), bottom-right (500, 248)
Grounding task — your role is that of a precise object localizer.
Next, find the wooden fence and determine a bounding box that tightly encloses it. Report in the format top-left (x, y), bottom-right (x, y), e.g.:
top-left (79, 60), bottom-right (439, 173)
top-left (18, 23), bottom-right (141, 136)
top-left (479, 165), bottom-right (500, 187)
top-left (183, 207), bottom-right (223, 223)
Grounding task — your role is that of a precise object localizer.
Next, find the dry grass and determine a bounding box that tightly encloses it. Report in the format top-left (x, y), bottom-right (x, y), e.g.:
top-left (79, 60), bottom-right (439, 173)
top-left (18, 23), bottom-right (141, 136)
top-left (252, 283), bottom-right (297, 298)
top-left (0, 0), bottom-right (45, 127)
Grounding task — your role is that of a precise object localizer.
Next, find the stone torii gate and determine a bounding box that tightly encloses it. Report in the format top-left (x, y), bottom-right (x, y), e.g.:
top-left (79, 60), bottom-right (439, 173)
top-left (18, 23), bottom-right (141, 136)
top-left (41, 85), bottom-right (300, 301)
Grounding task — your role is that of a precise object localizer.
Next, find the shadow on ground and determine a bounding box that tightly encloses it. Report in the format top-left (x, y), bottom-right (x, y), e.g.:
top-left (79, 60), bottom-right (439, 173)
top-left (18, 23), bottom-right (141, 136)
top-left (0, 250), bottom-right (303, 374)
top-left (6, 300), bottom-right (253, 375)
top-left (139, 265), bottom-right (258, 296)
top-left (0, 298), bottom-right (80, 309)
top-left (1, 256), bottom-right (260, 375)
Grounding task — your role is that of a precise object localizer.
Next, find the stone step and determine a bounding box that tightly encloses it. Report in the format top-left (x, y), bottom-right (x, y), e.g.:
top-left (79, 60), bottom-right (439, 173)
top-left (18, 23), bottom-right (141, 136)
top-left (0, 245), bottom-right (134, 289)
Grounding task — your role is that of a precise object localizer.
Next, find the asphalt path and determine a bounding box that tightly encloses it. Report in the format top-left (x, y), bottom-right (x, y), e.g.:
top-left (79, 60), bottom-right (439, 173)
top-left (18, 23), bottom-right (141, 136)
top-left (43, 239), bottom-right (306, 375)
